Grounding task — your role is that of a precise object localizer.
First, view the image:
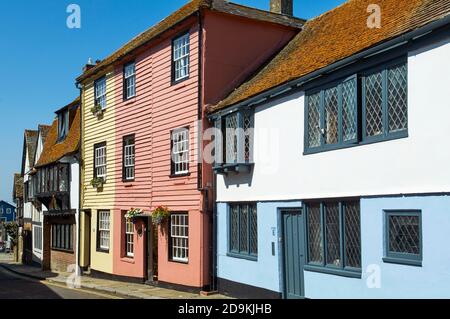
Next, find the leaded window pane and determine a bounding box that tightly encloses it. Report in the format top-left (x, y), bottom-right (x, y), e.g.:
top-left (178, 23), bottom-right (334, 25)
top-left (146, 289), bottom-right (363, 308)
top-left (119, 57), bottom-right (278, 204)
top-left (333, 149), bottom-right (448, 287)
top-left (325, 203), bottom-right (341, 267)
top-left (324, 87), bottom-right (339, 145)
top-left (307, 203), bottom-right (323, 263)
top-left (365, 71), bottom-right (384, 137)
top-left (344, 201), bottom-right (361, 268)
top-left (388, 64), bottom-right (408, 133)
top-left (239, 204), bottom-right (249, 253)
top-left (225, 113), bottom-right (238, 163)
top-left (388, 214), bottom-right (420, 255)
top-left (243, 113), bottom-right (252, 162)
top-left (230, 205), bottom-right (239, 252)
top-left (307, 92), bottom-right (321, 148)
top-left (249, 205), bottom-right (258, 255)
top-left (342, 79), bottom-right (357, 142)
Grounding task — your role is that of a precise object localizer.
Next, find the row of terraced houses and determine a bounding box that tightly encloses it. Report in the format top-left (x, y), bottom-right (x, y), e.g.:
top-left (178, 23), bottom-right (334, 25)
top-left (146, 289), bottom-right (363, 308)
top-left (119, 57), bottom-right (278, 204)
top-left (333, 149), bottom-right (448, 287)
top-left (11, 0), bottom-right (450, 298)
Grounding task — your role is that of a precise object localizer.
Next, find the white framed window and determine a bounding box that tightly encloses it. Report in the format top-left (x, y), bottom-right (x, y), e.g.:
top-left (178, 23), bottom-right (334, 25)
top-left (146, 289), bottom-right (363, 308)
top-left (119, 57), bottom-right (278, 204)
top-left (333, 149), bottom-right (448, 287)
top-left (170, 213), bottom-right (189, 262)
top-left (171, 128), bottom-right (189, 176)
top-left (172, 33), bottom-right (190, 82)
top-left (95, 77), bottom-right (107, 109)
top-left (123, 136), bottom-right (135, 181)
top-left (124, 62), bottom-right (136, 99)
top-left (33, 225), bottom-right (43, 252)
top-left (125, 218), bottom-right (134, 257)
top-left (94, 143), bottom-right (107, 179)
top-left (6, 208), bottom-right (11, 215)
top-left (98, 211), bottom-right (110, 251)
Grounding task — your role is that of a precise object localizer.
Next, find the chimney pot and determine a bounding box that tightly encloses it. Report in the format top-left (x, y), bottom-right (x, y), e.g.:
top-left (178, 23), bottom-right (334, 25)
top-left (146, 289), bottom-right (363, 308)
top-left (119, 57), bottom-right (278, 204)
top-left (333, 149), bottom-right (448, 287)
top-left (270, 0), bottom-right (293, 16)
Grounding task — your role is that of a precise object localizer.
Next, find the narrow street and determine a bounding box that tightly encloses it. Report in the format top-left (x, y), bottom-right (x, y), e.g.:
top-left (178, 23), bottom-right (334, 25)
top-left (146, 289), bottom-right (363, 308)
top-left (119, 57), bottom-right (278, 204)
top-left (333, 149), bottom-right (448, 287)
top-left (0, 254), bottom-right (116, 299)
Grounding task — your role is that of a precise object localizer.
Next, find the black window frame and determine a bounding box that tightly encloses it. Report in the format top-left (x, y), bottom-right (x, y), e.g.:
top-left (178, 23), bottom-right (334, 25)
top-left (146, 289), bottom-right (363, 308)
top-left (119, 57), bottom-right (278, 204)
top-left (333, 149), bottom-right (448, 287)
top-left (93, 142), bottom-right (107, 179)
top-left (123, 61), bottom-right (136, 100)
top-left (171, 32), bottom-right (190, 85)
top-left (94, 76), bottom-right (107, 109)
top-left (170, 127), bottom-right (190, 178)
top-left (97, 210), bottom-right (110, 253)
top-left (122, 135), bottom-right (135, 182)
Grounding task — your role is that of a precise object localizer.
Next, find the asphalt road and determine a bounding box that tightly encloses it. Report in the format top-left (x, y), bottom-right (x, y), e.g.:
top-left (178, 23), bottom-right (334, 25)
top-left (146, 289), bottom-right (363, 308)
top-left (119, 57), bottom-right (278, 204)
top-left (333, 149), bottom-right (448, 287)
top-left (0, 266), bottom-right (116, 299)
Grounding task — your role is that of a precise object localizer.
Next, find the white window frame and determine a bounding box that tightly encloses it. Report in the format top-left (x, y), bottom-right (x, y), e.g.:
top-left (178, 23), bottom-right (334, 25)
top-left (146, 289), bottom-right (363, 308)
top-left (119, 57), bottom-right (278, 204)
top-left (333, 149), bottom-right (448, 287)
top-left (170, 213), bottom-right (189, 263)
top-left (124, 62), bottom-right (136, 99)
top-left (95, 144), bottom-right (107, 179)
top-left (123, 137), bottom-right (135, 181)
top-left (6, 208), bottom-right (11, 215)
top-left (33, 225), bottom-right (43, 252)
top-left (125, 219), bottom-right (134, 258)
top-left (172, 33), bottom-right (190, 82)
top-left (95, 77), bottom-right (107, 109)
top-left (98, 211), bottom-right (110, 251)
top-left (171, 128), bottom-right (189, 175)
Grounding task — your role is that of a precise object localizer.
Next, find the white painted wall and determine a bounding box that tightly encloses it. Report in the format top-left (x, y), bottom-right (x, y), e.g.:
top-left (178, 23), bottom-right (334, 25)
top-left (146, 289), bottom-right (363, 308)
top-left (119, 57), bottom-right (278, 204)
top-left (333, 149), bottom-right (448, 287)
top-left (217, 36), bottom-right (450, 202)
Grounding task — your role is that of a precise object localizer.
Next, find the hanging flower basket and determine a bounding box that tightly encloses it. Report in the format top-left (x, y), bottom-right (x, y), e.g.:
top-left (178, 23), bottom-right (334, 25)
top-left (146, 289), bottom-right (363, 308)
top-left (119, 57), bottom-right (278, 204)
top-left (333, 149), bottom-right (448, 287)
top-left (125, 208), bottom-right (143, 223)
top-left (151, 206), bottom-right (170, 225)
top-left (91, 104), bottom-right (103, 117)
top-left (90, 177), bottom-right (104, 189)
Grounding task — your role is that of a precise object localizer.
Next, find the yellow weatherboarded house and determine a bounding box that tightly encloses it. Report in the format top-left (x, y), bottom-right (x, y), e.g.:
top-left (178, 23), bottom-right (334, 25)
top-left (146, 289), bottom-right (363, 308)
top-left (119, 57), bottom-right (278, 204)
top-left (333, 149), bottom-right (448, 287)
top-left (78, 66), bottom-right (116, 276)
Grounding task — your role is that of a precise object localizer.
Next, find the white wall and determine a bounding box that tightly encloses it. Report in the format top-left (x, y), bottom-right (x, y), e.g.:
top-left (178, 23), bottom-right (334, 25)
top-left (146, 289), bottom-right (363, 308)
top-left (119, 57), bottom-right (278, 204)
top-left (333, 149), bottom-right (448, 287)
top-left (217, 36), bottom-right (450, 202)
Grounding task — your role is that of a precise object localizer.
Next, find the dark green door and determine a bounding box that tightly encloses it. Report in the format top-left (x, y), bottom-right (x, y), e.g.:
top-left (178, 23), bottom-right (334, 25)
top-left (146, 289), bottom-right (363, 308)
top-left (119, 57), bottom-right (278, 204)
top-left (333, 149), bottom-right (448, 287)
top-left (281, 209), bottom-right (305, 299)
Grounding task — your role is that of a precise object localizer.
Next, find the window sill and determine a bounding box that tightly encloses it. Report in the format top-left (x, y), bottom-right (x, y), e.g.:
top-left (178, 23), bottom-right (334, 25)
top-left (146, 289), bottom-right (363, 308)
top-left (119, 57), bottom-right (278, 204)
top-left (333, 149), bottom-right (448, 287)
top-left (171, 77), bottom-right (189, 87)
top-left (169, 259), bottom-right (189, 265)
top-left (214, 163), bottom-right (254, 175)
top-left (382, 257), bottom-right (422, 267)
top-left (121, 257), bottom-right (135, 264)
top-left (226, 252), bottom-right (258, 262)
top-left (304, 130), bottom-right (408, 155)
top-left (169, 173), bottom-right (191, 179)
top-left (303, 264), bottom-right (362, 278)
top-left (123, 97), bottom-right (136, 104)
top-left (96, 248), bottom-right (110, 254)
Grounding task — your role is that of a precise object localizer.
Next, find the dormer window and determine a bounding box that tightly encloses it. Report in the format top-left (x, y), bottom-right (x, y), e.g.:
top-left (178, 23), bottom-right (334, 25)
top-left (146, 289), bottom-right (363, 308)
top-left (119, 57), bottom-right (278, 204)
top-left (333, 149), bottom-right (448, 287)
top-left (58, 109), bottom-right (69, 141)
top-left (213, 110), bottom-right (254, 174)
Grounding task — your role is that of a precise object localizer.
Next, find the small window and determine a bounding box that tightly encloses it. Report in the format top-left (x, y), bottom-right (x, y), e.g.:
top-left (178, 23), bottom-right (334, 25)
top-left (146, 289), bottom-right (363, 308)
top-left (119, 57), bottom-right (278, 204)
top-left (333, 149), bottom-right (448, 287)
top-left (384, 210), bottom-right (422, 266)
top-left (98, 211), bottom-right (110, 251)
top-left (94, 143), bottom-right (107, 179)
top-left (215, 111), bottom-right (254, 166)
top-left (124, 62), bottom-right (136, 99)
top-left (51, 224), bottom-right (73, 251)
top-left (125, 218), bottom-right (134, 258)
top-left (170, 213), bottom-right (189, 262)
top-left (95, 77), bottom-right (107, 109)
top-left (228, 203), bottom-right (258, 259)
top-left (123, 135), bottom-right (135, 181)
top-left (306, 200), bottom-right (361, 276)
top-left (6, 208), bottom-right (11, 215)
top-left (171, 128), bottom-right (189, 176)
top-left (172, 33), bottom-right (190, 83)
top-left (58, 109), bottom-right (70, 141)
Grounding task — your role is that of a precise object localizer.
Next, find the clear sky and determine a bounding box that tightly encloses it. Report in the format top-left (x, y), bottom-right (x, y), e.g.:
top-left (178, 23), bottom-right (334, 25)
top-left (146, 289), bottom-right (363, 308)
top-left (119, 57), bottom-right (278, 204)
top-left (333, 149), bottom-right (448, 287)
top-left (0, 0), bottom-right (345, 203)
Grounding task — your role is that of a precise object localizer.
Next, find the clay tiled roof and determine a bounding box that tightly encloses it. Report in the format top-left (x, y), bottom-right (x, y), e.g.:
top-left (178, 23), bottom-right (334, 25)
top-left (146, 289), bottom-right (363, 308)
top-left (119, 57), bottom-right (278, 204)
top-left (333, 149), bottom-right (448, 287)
top-left (76, 0), bottom-right (304, 83)
top-left (13, 173), bottom-right (23, 200)
top-left (211, 0), bottom-right (450, 111)
top-left (35, 99), bottom-right (81, 168)
top-left (24, 130), bottom-right (38, 168)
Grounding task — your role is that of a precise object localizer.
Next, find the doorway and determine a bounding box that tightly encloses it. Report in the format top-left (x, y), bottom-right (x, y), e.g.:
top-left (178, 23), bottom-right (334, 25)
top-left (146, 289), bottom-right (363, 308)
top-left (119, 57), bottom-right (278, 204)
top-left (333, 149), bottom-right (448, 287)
top-left (281, 209), bottom-right (306, 299)
top-left (145, 218), bottom-right (158, 282)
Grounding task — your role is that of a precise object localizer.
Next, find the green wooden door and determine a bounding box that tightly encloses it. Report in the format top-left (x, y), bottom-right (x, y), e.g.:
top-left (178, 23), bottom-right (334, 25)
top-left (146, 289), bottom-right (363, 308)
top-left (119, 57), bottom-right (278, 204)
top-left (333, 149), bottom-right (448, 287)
top-left (282, 209), bottom-right (305, 299)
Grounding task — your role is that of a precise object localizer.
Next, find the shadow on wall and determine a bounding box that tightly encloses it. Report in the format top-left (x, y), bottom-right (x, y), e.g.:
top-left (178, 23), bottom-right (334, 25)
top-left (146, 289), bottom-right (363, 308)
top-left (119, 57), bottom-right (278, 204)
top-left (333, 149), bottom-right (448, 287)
top-left (224, 169), bottom-right (254, 188)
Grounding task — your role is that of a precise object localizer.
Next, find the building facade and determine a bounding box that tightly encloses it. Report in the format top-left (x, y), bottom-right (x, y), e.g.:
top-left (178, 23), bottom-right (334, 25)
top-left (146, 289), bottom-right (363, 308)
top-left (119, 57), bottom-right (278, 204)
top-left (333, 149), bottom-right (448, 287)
top-left (76, 0), bottom-right (302, 290)
top-left (210, 0), bottom-right (450, 298)
top-left (0, 201), bottom-right (16, 223)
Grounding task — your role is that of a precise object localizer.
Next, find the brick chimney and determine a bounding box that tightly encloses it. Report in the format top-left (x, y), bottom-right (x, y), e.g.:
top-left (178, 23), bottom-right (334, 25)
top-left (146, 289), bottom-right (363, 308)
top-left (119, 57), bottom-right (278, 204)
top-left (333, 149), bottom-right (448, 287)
top-left (270, 0), bottom-right (293, 16)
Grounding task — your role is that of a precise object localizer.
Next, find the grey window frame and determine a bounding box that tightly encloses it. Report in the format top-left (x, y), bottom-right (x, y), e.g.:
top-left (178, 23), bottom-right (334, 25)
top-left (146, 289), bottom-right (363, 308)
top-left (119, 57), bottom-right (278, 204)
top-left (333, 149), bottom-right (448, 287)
top-left (304, 57), bottom-right (407, 155)
top-left (383, 210), bottom-right (422, 267)
top-left (227, 203), bottom-right (258, 261)
top-left (304, 200), bottom-right (362, 278)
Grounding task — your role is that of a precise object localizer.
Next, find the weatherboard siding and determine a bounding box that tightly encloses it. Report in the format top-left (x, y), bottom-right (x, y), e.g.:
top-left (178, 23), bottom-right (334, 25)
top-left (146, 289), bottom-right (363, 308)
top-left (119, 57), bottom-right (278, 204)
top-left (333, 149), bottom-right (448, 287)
top-left (81, 68), bottom-right (116, 274)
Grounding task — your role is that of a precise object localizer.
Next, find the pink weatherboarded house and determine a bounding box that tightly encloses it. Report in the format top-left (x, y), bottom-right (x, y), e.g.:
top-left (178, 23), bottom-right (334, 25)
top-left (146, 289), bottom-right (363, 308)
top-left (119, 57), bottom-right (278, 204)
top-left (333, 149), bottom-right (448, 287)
top-left (77, 0), bottom-right (303, 291)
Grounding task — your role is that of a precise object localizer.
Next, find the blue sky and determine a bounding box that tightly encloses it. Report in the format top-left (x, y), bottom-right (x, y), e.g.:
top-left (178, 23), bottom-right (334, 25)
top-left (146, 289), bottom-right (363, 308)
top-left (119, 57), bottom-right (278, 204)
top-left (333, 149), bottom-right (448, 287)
top-left (0, 0), bottom-right (344, 203)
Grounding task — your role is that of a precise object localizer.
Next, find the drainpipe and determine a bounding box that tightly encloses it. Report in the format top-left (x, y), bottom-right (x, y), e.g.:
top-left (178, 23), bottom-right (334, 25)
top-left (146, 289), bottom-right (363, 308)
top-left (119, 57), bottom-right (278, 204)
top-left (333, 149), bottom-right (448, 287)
top-left (75, 81), bottom-right (83, 277)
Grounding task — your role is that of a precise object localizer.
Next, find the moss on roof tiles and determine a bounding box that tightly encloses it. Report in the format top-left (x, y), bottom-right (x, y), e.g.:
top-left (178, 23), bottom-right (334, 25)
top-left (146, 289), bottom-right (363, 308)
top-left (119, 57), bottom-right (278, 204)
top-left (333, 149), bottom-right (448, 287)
top-left (211, 0), bottom-right (450, 112)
